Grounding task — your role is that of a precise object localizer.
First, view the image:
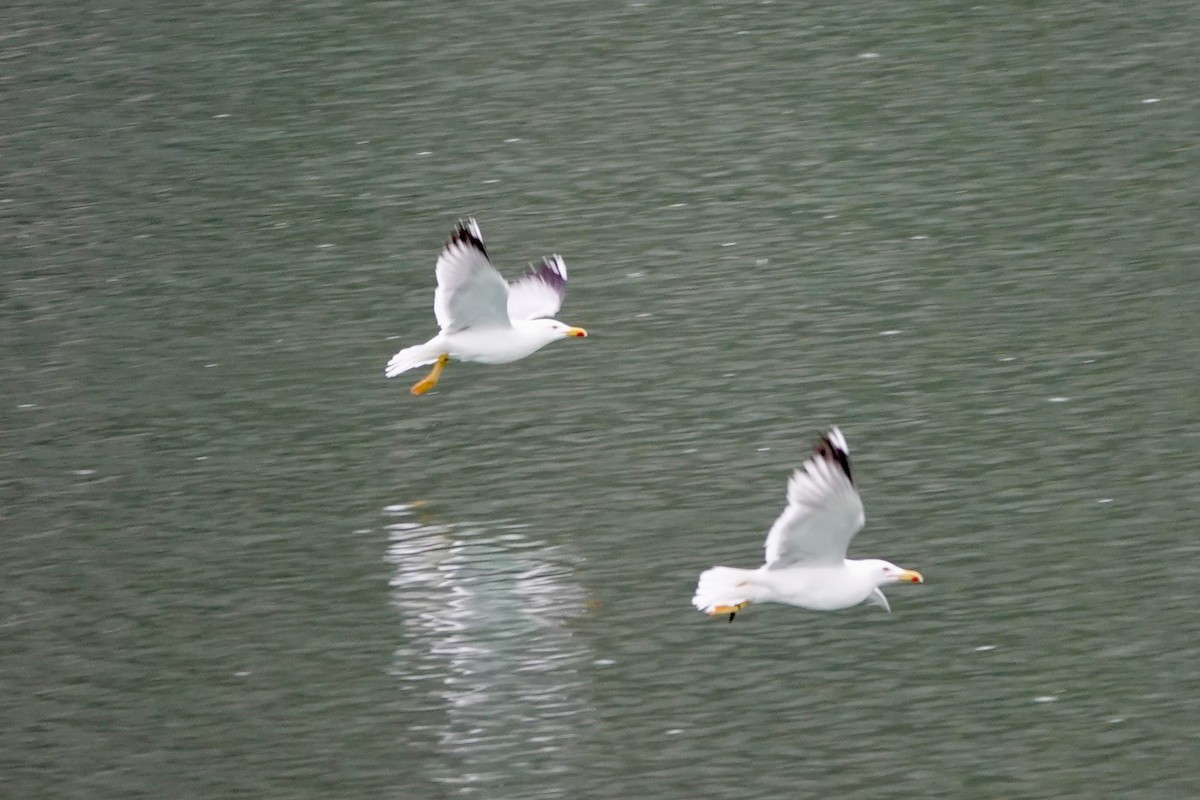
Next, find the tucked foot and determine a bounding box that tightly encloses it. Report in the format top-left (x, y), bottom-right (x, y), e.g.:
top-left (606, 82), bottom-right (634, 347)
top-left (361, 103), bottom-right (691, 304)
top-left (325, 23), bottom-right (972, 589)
top-left (410, 354), bottom-right (449, 396)
top-left (709, 601), bottom-right (750, 622)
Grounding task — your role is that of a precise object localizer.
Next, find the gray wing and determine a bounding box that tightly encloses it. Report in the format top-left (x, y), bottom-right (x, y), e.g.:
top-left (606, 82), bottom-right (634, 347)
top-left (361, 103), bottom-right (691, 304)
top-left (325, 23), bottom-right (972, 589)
top-left (762, 427), bottom-right (866, 568)
top-left (433, 219), bottom-right (512, 333)
top-left (507, 255), bottom-right (568, 321)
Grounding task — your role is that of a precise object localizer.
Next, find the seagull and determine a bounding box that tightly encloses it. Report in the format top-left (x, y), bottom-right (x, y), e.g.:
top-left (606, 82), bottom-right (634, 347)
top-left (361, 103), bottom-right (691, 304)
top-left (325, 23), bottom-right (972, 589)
top-left (385, 219), bottom-right (588, 395)
top-left (692, 427), bottom-right (923, 621)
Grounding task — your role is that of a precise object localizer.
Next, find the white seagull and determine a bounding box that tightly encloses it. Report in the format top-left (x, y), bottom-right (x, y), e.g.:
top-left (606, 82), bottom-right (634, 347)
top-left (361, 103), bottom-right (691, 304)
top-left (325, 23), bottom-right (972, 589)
top-left (693, 427), bottom-right (923, 621)
top-left (385, 219), bottom-right (588, 395)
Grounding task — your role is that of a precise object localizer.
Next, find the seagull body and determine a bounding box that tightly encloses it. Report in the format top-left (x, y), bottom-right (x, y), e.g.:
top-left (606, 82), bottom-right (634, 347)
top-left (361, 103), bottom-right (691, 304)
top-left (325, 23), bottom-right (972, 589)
top-left (385, 219), bottom-right (587, 394)
top-left (692, 427), bottom-right (923, 621)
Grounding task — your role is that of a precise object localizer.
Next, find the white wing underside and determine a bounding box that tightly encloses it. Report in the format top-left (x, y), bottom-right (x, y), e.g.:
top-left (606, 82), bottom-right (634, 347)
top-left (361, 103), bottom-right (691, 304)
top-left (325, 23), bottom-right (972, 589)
top-left (762, 445), bottom-right (866, 568)
top-left (433, 232), bottom-right (511, 334)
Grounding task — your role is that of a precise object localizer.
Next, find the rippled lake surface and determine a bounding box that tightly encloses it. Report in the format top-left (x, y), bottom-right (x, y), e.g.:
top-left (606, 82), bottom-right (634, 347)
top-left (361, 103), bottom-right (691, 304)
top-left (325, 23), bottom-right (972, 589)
top-left (4, 2), bottom-right (1198, 797)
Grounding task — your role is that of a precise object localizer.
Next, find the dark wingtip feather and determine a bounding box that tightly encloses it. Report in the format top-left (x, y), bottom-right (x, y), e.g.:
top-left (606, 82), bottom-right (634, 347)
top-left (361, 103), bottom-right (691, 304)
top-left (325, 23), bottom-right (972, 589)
top-left (527, 255), bottom-right (568, 293)
top-left (813, 430), bottom-right (853, 484)
top-left (448, 217), bottom-right (487, 258)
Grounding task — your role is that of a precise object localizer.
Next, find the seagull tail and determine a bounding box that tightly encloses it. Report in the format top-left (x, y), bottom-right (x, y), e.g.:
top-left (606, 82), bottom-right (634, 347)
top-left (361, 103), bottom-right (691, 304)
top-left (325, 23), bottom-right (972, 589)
top-left (692, 566), bottom-right (759, 616)
top-left (385, 341), bottom-right (442, 378)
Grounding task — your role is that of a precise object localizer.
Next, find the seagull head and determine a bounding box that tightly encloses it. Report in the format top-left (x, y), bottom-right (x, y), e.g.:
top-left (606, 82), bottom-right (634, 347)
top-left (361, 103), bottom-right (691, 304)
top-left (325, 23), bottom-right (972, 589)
top-left (870, 559), bottom-right (924, 586)
top-left (524, 318), bottom-right (588, 340)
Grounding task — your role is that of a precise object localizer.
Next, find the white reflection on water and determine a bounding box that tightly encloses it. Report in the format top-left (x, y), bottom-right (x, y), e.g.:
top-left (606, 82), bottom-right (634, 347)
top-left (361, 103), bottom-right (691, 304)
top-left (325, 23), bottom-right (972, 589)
top-left (385, 503), bottom-right (592, 796)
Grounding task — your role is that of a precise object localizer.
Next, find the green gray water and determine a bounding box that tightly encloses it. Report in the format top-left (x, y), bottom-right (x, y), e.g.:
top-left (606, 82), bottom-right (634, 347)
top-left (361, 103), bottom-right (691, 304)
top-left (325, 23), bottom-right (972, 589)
top-left (4, 2), bottom-right (1198, 798)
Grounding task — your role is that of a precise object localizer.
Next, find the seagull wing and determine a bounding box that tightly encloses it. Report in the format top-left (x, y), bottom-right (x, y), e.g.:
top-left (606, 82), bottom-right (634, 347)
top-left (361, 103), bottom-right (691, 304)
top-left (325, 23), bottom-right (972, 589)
top-left (762, 427), bottom-right (866, 568)
top-left (507, 255), bottom-right (568, 321)
top-left (433, 219), bottom-right (512, 333)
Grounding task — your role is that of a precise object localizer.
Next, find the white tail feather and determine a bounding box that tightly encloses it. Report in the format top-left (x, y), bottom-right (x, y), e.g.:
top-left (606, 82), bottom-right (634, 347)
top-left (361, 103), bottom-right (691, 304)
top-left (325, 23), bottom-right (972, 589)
top-left (385, 341), bottom-right (441, 378)
top-left (692, 566), bottom-right (759, 614)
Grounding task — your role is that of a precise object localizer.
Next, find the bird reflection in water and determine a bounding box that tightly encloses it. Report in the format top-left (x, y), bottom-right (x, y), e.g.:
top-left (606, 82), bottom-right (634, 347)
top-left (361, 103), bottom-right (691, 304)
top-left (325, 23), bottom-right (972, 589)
top-left (385, 502), bottom-right (593, 795)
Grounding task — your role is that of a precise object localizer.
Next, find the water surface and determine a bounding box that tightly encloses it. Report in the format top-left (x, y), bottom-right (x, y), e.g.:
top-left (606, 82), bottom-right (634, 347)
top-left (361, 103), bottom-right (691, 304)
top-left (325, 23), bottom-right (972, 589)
top-left (3, 2), bottom-right (1198, 797)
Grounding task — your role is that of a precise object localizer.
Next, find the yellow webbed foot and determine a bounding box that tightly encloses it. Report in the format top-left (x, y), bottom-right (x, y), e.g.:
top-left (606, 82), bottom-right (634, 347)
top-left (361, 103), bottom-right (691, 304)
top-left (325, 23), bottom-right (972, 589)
top-left (410, 354), bottom-right (449, 396)
top-left (410, 376), bottom-right (438, 395)
top-left (709, 601), bottom-right (751, 622)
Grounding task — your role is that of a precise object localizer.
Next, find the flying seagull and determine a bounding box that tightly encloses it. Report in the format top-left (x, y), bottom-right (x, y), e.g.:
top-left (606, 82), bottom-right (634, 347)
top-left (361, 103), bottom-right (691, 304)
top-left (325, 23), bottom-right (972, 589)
top-left (693, 427), bottom-right (923, 621)
top-left (385, 218), bottom-right (587, 395)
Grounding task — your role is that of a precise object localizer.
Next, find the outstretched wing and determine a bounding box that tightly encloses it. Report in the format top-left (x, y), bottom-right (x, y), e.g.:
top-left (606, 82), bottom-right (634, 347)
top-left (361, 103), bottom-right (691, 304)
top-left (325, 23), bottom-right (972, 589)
top-left (506, 255), bottom-right (568, 321)
top-left (433, 219), bottom-right (512, 333)
top-left (762, 427), bottom-right (866, 568)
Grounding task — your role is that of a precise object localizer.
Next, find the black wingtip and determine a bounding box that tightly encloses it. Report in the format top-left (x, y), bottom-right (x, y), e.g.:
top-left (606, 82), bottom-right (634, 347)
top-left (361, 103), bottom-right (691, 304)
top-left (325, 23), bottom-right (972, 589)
top-left (527, 255), bottom-right (568, 291)
top-left (813, 430), bottom-right (853, 484)
top-left (448, 218), bottom-right (487, 258)
top-left (728, 612), bottom-right (736, 623)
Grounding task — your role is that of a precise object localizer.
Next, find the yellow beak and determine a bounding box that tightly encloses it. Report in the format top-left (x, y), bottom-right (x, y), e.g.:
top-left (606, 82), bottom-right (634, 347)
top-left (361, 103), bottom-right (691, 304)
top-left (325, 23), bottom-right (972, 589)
top-left (898, 569), bottom-right (924, 584)
top-left (566, 327), bottom-right (588, 338)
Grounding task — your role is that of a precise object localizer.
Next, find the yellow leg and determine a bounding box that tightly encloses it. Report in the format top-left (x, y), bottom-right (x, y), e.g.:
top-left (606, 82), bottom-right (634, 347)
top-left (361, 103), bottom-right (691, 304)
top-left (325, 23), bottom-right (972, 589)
top-left (411, 354), bottom-right (449, 395)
